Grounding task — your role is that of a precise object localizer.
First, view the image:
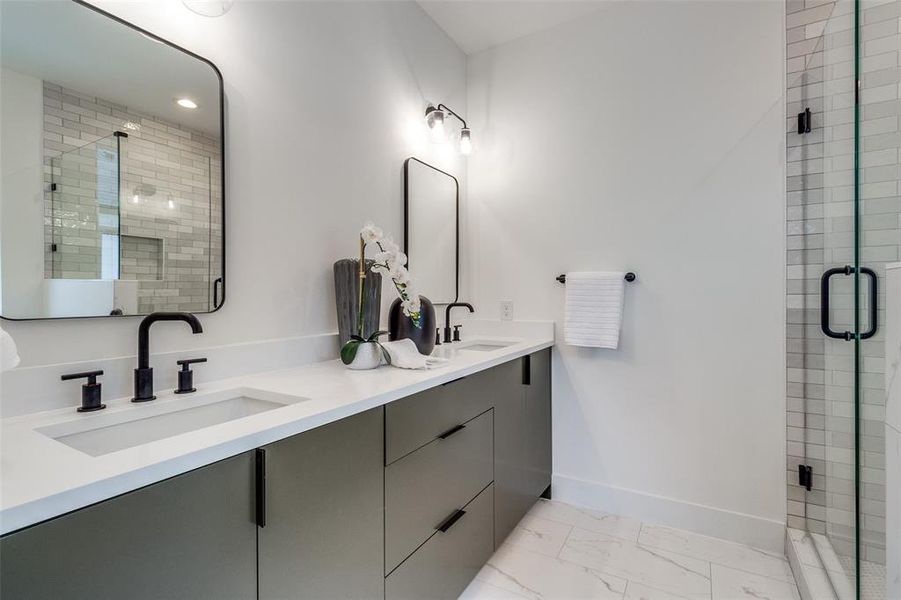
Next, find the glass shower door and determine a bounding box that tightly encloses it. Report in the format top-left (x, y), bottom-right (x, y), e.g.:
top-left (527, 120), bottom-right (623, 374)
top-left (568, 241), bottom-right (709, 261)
top-left (790, 0), bottom-right (898, 597)
top-left (48, 133), bottom-right (121, 280)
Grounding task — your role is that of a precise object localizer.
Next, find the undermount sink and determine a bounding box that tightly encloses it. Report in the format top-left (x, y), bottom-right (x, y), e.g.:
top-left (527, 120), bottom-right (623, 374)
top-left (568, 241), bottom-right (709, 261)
top-left (456, 340), bottom-right (515, 352)
top-left (37, 388), bottom-right (307, 457)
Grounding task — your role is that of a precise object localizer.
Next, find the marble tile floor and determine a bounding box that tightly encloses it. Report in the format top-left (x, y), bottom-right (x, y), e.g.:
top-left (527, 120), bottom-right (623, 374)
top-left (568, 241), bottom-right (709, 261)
top-left (461, 499), bottom-right (800, 600)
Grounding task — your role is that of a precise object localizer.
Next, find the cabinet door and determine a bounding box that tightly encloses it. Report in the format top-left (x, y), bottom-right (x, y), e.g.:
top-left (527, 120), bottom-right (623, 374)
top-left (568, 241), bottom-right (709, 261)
top-left (0, 452), bottom-right (257, 600)
top-left (524, 348), bottom-right (552, 497)
top-left (258, 407), bottom-right (384, 600)
top-left (492, 357), bottom-right (532, 547)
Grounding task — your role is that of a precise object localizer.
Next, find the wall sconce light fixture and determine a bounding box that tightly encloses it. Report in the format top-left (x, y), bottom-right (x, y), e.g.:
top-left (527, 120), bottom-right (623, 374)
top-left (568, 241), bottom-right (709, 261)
top-left (425, 103), bottom-right (472, 155)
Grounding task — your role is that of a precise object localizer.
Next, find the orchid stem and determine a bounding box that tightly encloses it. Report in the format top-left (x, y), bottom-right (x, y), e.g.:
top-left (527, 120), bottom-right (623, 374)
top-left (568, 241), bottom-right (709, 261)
top-left (357, 236), bottom-right (365, 338)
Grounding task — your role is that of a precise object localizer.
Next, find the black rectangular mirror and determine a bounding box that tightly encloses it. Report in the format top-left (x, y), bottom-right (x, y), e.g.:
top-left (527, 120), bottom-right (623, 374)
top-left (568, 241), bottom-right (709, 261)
top-left (403, 157), bottom-right (458, 305)
top-left (0, 0), bottom-right (224, 319)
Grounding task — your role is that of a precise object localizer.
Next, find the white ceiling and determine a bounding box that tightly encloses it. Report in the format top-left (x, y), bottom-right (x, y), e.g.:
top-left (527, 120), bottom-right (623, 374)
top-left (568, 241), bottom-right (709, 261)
top-left (417, 0), bottom-right (608, 55)
top-left (1, 1), bottom-right (221, 135)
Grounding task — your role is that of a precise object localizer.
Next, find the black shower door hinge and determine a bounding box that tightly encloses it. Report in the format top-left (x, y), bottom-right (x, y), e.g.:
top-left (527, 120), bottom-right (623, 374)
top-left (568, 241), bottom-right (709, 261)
top-left (798, 464), bottom-right (813, 491)
top-left (797, 108), bottom-right (812, 134)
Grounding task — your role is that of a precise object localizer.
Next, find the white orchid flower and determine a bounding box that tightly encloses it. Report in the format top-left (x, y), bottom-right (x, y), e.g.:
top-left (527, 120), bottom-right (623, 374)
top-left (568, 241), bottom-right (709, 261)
top-left (360, 222), bottom-right (383, 244)
top-left (374, 251), bottom-right (395, 265)
top-left (356, 222), bottom-right (424, 329)
top-left (380, 237), bottom-right (400, 254)
top-left (394, 268), bottom-right (411, 285)
top-left (402, 298), bottom-right (418, 316)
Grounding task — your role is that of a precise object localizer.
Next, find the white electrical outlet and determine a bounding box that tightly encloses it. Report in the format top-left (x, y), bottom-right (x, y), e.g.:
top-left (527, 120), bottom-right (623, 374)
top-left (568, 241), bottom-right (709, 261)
top-left (500, 300), bottom-right (514, 321)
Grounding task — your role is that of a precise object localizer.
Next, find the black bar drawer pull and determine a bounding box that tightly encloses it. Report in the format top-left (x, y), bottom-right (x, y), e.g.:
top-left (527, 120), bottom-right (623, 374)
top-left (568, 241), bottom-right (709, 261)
top-left (438, 423), bottom-right (466, 439)
top-left (255, 448), bottom-right (267, 528)
top-left (436, 509), bottom-right (466, 533)
top-left (821, 265), bottom-right (878, 341)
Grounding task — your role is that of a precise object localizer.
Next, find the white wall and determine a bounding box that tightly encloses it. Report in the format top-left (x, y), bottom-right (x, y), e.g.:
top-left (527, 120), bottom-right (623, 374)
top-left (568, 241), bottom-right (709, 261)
top-left (466, 1), bottom-right (786, 549)
top-left (0, 67), bottom-right (45, 317)
top-left (1, 0), bottom-right (466, 366)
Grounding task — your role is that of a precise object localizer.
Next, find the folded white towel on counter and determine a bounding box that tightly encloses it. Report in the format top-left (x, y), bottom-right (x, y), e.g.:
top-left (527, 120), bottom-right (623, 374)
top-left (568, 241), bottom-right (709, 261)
top-left (563, 271), bottom-right (626, 349)
top-left (0, 325), bottom-right (20, 370)
top-left (381, 339), bottom-right (448, 370)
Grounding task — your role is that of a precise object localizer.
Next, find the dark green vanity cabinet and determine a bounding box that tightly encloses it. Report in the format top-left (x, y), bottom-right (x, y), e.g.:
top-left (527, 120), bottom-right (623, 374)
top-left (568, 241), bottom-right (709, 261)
top-left (493, 349), bottom-right (552, 547)
top-left (384, 348), bottom-right (552, 599)
top-left (524, 349), bottom-right (553, 506)
top-left (258, 407), bottom-right (384, 599)
top-left (0, 452), bottom-right (258, 600)
top-left (0, 409), bottom-right (385, 600)
top-left (0, 350), bottom-right (551, 600)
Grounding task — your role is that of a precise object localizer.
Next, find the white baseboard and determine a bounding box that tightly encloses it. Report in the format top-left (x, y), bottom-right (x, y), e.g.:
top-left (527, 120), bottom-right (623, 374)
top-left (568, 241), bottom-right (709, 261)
top-left (552, 473), bottom-right (786, 554)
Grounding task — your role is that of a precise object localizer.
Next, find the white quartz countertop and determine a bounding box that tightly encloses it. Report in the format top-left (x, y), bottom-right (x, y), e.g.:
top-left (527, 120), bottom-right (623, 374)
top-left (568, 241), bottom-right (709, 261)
top-left (0, 334), bottom-right (553, 535)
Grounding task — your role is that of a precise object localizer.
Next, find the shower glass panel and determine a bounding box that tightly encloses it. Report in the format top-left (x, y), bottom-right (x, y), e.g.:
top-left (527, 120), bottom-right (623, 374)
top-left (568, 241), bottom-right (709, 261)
top-left (790, 0), bottom-right (898, 598)
top-left (118, 134), bottom-right (218, 314)
top-left (48, 133), bottom-right (121, 279)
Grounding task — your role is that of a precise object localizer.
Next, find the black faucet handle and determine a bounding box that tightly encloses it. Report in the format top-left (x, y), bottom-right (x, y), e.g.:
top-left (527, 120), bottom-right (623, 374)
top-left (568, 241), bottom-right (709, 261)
top-left (435, 328), bottom-right (442, 346)
top-left (61, 370), bottom-right (105, 413)
top-left (61, 369), bottom-right (103, 384)
top-left (175, 358), bottom-right (206, 394)
top-left (177, 357), bottom-right (208, 369)
top-left (453, 324), bottom-right (462, 342)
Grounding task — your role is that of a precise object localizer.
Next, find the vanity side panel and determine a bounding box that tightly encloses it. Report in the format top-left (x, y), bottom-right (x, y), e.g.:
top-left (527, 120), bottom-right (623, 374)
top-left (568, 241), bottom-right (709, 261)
top-left (0, 452), bottom-right (257, 600)
top-left (525, 348), bottom-right (552, 497)
top-left (492, 357), bottom-right (532, 546)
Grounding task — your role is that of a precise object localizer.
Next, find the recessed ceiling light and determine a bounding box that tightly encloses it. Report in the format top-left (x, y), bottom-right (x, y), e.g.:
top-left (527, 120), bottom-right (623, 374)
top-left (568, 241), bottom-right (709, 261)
top-left (176, 98), bottom-right (198, 109)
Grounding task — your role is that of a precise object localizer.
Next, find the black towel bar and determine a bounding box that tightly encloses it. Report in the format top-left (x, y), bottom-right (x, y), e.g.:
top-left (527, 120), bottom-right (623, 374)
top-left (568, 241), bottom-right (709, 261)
top-left (556, 272), bottom-right (636, 284)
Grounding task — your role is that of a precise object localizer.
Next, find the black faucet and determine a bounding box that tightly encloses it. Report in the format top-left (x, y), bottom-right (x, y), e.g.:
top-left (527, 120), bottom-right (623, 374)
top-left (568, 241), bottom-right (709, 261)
top-left (444, 302), bottom-right (474, 343)
top-left (133, 312), bottom-right (203, 402)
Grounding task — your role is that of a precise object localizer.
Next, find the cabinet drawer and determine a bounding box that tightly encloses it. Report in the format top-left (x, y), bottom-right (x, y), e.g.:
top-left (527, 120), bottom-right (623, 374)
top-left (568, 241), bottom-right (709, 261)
top-left (385, 409), bottom-right (493, 573)
top-left (385, 371), bottom-right (493, 464)
top-left (386, 483), bottom-right (494, 600)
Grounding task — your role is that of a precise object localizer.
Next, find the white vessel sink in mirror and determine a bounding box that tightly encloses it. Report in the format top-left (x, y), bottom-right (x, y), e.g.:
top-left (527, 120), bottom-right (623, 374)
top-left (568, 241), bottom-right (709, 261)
top-left (37, 388), bottom-right (307, 457)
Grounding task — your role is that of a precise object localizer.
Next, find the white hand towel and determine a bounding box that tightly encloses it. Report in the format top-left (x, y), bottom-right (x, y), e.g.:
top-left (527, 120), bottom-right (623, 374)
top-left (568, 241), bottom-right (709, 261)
top-left (0, 325), bottom-right (20, 370)
top-left (381, 339), bottom-right (449, 370)
top-left (564, 271), bottom-right (625, 349)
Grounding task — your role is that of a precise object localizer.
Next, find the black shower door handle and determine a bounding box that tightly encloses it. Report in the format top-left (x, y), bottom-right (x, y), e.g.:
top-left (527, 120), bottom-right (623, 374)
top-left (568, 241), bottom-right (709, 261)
top-left (213, 277), bottom-right (223, 310)
top-left (820, 266), bottom-right (877, 341)
top-left (859, 267), bottom-right (878, 340)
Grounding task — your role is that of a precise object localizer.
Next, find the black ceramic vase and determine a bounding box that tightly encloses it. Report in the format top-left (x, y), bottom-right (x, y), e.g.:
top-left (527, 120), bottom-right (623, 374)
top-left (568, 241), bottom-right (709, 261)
top-left (388, 295), bottom-right (436, 355)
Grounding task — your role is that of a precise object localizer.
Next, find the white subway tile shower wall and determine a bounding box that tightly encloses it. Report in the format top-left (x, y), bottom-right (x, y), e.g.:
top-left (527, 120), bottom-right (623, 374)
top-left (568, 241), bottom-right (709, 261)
top-left (786, 0), bottom-right (899, 570)
top-left (41, 81), bottom-right (222, 314)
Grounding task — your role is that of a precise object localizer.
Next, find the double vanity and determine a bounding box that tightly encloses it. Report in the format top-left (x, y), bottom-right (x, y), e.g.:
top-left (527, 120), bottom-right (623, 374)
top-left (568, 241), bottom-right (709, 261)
top-left (0, 3), bottom-right (553, 598)
top-left (0, 333), bottom-right (553, 599)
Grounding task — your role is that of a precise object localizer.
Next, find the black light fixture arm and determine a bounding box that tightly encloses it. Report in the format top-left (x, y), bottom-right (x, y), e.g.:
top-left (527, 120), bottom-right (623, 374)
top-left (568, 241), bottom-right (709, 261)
top-left (436, 103), bottom-right (468, 129)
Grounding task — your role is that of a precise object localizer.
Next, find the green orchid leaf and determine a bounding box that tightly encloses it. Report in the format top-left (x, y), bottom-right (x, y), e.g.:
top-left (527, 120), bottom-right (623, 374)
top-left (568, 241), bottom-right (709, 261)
top-left (350, 335), bottom-right (365, 342)
top-left (340, 340), bottom-right (361, 365)
top-left (377, 342), bottom-right (392, 366)
top-left (367, 330), bottom-right (388, 342)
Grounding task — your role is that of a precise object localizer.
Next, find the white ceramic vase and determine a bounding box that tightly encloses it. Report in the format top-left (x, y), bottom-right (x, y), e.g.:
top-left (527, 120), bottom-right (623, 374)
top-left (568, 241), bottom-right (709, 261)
top-left (346, 342), bottom-right (382, 370)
